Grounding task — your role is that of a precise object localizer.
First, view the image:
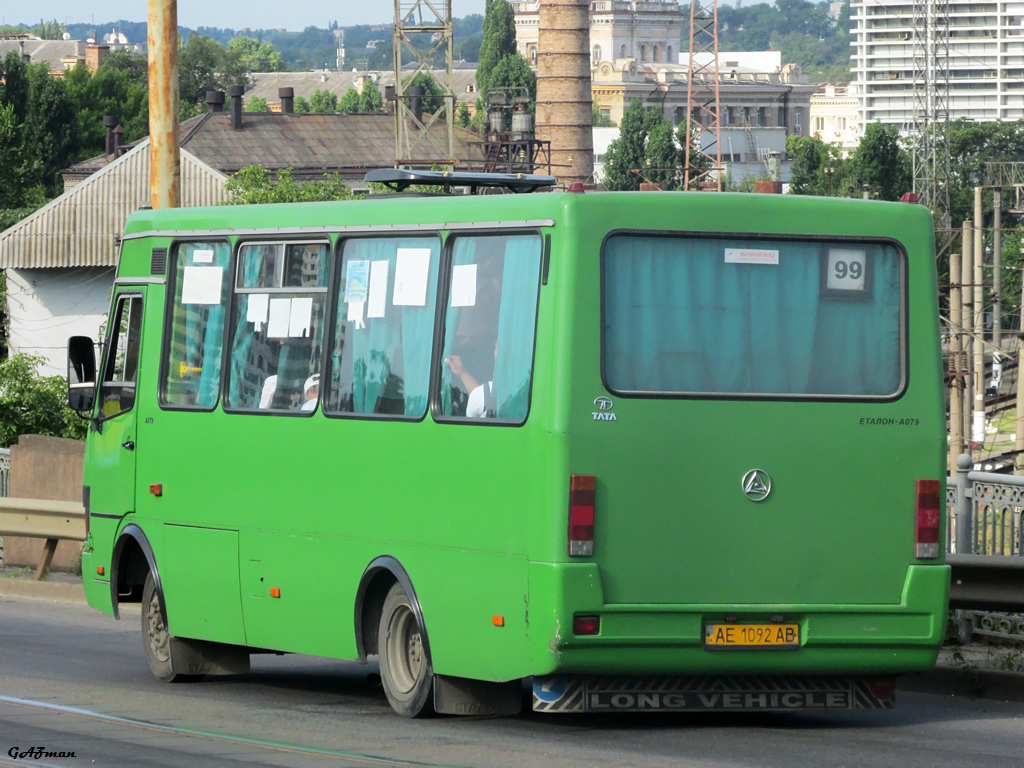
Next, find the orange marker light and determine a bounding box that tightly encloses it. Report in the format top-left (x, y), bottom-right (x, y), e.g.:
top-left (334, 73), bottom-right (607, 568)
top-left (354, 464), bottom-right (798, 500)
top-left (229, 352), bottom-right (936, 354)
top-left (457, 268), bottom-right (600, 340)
top-left (492, 615), bottom-right (504, 627)
top-left (96, 566), bottom-right (105, 576)
top-left (149, 483), bottom-right (163, 497)
top-left (270, 587), bottom-right (281, 598)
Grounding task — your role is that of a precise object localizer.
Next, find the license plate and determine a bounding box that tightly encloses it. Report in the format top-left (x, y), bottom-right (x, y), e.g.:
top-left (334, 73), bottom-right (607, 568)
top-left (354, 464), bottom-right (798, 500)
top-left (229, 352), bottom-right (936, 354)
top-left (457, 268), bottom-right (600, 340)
top-left (704, 623), bottom-right (800, 650)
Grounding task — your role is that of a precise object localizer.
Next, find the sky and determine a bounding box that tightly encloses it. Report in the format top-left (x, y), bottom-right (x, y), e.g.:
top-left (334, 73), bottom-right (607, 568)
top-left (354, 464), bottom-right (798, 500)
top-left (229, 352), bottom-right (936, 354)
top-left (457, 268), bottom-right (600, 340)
top-left (5, 0), bottom-right (488, 31)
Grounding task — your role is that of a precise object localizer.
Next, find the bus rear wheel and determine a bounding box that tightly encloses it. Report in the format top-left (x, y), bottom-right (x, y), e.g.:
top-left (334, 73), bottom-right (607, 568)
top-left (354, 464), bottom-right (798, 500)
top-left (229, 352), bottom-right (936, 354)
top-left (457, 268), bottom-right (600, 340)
top-left (141, 573), bottom-right (202, 683)
top-left (378, 582), bottom-right (433, 717)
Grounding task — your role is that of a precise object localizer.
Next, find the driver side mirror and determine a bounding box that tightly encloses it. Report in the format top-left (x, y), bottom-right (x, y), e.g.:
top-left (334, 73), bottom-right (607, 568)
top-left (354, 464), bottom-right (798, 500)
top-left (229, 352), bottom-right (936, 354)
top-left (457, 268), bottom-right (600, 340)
top-left (67, 335), bottom-right (97, 413)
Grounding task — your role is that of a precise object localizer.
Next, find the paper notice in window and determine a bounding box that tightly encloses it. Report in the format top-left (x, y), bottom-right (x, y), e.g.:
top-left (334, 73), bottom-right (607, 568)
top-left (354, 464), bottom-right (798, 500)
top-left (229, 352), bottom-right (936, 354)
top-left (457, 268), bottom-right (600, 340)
top-left (192, 249), bottom-right (215, 264)
top-left (347, 299), bottom-right (366, 329)
top-left (368, 260), bottom-right (389, 318)
top-left (246, 293), bottom-right (269, 330)
top-left (724, 248), bottom-right (780, 265)
top-left (289, 297), bottom-right (313, 337)
top-left (267, 298), bottom-right (291, 338)
top-left (393, 248), bottom-right (431, 306)
top-left (450, 263), bottom-right (477, 307)
top-left (345, 260), bottom-right (370, 302)
top-left (181, 266), bottom-right (223, 304)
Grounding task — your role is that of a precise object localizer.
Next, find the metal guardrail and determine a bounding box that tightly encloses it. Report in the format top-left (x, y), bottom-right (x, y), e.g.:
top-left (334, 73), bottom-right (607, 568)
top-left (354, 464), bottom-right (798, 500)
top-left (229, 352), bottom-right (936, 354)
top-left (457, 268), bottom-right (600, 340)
top-left (0, 497), bottom-right (86, 579)
top-left (947, 454), bottom-right (1024, 641)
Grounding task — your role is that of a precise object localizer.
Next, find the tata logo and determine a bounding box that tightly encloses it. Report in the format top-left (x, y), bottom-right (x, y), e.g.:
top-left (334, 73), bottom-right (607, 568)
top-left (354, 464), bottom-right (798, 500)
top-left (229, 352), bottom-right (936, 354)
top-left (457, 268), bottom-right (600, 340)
top-left (742, 469), bottom-right (772, 502)
top-left (592, 397), bottom-right (617, 421)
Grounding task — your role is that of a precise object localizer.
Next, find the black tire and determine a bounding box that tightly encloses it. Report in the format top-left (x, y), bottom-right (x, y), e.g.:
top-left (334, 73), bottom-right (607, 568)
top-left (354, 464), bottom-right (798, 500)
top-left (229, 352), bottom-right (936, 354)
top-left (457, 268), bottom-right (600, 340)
top-left (141, 572), bottom-right (202, 683)
top-left (378, 582), bottom-right (434, 717)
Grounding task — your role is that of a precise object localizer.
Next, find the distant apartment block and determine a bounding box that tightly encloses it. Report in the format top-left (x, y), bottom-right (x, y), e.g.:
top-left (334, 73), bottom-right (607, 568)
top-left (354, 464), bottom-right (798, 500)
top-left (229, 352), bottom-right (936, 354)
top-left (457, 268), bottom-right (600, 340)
top-left (850, 0), bottom-right (1024, 128)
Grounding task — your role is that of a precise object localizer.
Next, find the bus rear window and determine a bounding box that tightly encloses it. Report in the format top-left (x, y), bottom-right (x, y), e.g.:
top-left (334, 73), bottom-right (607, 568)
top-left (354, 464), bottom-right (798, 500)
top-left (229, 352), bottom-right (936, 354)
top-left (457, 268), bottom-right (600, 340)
top-left (602, 234), bottom-right (904, 398)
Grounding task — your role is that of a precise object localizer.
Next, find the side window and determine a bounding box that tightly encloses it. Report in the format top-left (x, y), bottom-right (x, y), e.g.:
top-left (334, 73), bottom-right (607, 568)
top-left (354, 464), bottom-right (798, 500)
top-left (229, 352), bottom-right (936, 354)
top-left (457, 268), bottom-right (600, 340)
top-left (439, 233), bottom-right (542, 423)
top-left (162, 241), bottom-right (231, 408)
top-left (225, 241), bottom-right (330, 413)
top-left (326, 236), bottom-right (440, 417)
top-left (99, 295), bottom-right (143, 419)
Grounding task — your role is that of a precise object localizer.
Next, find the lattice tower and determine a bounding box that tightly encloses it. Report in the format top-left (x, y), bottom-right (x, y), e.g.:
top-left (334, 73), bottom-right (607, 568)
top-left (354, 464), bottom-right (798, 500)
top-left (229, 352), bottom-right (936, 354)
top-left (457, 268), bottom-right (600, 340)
top-left (911, 0), bottom-right (951, 226)
top-left (393, 0), bottom-right (456, 168)
top-left (683, 0), bottom-right (723, 190)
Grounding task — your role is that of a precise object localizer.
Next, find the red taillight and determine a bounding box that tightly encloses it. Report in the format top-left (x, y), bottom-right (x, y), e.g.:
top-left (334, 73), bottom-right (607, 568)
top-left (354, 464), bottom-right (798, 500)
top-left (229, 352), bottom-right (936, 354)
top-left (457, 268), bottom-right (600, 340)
top-left (915, 479), bottom-right (941, 558)
top-left (569, 474), bottom-right (595, 556)
top-left (573, 615), bottom-right (600, 635)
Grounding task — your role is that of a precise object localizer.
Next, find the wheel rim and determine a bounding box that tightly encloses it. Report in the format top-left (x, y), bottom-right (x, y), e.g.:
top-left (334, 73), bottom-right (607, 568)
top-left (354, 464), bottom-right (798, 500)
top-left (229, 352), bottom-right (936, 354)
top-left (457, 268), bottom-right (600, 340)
top-left (146, 589), bottom-right (171, 664)
top-left (385, 603), bottom-right (423, 695)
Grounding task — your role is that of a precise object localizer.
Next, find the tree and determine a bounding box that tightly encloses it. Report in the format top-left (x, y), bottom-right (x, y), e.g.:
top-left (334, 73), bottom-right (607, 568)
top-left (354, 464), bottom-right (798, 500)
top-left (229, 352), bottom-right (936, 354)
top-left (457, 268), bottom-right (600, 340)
top-left (222, 165), bottom-right (363, 204)
top-left (457, 101), bottom-right (472, 127)
top-left (487, 53), bottom-right (536, 103)
top-left (64, 61), bottom-right (148, 159)
top-left (0, 354), bottom-right (88, 446)
top-left (645, 119), bottom-right (681, 190)
top-left (293, 96), bottom-right (311, 114)
top-left (179, 34), bottom-right (226, 106)
top-left (245, 96), bottom-right (269, 112)
top-left (359, 79), bottom-right (384, 113)
top-left (20, 62), bottom-right (80, 197)
top-left (339, 88), bottom-right (360, 113)
top-left (406, 72), bottom-right (446, 115)
top-left (603, 99), bottom-right (661, 191)
top-left (477, 0), bottom-right (517, 97)
top-left (787, 135), bottom-right (846, 196)
top-left (592, 104), bottom-right (616, 127)
top-left (848, 122), bottom-right (911, 201)
top-left (226, 36), bottom-right (286, 74)
top-left (309, 89), bottom-right (339, 113)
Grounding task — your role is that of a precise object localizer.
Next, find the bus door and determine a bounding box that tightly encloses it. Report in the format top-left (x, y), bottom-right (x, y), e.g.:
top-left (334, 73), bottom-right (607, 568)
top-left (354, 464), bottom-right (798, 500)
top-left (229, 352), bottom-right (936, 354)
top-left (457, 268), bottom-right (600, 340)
top-left (89, 290), bottom-right (145, 521)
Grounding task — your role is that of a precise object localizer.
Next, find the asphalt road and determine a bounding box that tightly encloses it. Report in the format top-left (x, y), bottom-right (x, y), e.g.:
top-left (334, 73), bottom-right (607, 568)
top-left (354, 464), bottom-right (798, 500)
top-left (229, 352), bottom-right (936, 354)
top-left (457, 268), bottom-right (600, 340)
top-left (1, 595), bottom-right (1023, 768)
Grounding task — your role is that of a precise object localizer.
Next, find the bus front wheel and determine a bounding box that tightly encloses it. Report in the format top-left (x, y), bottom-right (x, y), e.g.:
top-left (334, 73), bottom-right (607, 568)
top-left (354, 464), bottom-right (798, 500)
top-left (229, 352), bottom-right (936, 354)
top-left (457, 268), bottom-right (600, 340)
top-left (141, 573), bottom-right (202, 683)
top-left (378, 582), bottom-right (434, 717)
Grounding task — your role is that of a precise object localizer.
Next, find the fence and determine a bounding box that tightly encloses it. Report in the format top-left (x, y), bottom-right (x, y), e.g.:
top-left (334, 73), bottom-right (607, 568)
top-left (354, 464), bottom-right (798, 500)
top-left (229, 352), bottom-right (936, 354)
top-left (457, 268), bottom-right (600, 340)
top-left (947, 454), bottom-right (1024, 641)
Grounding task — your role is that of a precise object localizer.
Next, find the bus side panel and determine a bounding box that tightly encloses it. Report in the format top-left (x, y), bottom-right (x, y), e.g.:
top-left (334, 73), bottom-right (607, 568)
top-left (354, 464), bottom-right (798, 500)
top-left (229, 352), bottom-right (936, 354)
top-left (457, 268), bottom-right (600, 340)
top-left (159, 524), bottom-right (247, 646)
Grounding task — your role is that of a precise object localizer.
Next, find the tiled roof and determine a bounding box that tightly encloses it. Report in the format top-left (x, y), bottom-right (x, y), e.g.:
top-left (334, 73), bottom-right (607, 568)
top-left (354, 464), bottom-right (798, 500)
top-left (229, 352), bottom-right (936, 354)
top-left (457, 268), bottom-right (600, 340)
top-left (0, 39), bottom-right (83, 70)
top-left (246, 69), bottom-right (480, 105)
top-left (178, 112), bottom-right (477, 178)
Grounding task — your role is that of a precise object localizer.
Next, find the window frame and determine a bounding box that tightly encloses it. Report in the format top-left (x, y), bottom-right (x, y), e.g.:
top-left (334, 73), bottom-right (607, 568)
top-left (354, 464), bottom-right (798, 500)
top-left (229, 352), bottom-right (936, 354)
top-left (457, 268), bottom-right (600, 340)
top-left (430, 228), bottom-right (545, 428)
top-left (98, 291), bottom-right (144, 422)
top-left (220, 234), bottom-right (335, 417)
top-left (322, 230), bottom-right (444, 424)
top-left (599, 228), bottom-right (909, 403)
top-left (158, 237), bottom-right (233, 413)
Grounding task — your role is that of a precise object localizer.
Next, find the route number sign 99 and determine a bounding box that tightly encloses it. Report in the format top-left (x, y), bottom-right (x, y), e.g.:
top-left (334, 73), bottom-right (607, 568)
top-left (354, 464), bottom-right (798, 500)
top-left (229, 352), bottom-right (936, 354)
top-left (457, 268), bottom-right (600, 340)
top-left (826, 248), bottom-right (868, 292)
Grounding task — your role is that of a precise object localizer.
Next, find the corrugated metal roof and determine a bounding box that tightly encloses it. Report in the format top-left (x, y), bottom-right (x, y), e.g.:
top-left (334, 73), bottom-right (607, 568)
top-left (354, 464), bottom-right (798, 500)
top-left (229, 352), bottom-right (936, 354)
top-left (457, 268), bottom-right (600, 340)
top-left (0, 39), bottom-right (84, 70)
top-left (0, 142), bottom-right (228, 269)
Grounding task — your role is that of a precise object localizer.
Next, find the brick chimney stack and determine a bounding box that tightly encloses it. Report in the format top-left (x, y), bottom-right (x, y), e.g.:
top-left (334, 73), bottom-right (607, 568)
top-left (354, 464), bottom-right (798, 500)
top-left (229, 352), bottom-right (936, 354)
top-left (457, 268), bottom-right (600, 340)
top-left (535, 0), bottom-right (594, 187)
top-left (103, 115), bottom-right (118, 155)
top-left (279, 87), bottom-right (294, 114)
top-left (85, 42), bottom-right (109, 72)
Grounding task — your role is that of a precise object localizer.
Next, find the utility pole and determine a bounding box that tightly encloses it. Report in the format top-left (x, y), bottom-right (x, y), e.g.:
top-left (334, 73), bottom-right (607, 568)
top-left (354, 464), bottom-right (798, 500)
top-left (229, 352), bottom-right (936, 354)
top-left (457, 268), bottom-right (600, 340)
top-left (973, 189), bottom-right (986, 449)
top-left (962, 219), bottom-right (974, 456)
top-left (148, 0), bottom-right (179, 208)
top-left (993, 188), bottom-right (1002, 349)
top-left (949, 247), bottom-right (963, 472)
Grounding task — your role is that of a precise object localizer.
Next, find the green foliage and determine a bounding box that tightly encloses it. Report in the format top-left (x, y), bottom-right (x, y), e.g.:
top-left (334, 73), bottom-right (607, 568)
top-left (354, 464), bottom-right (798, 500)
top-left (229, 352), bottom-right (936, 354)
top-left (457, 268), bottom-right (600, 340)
top-left (645, 120), bottom-right (681, 190)
top-left (338, 88), bottom-right (361, 114)
top-left (592, 105), bottom-right (616, 128)
top-left (787, 135), bottom-right (847, 196)
top-left (179, 34), bottom-right (227, 106)
top-left (293, 96), bottom-right (311, 114)
top-left (244, 96), bottom-right (269, 112)
top-left (222, 165), bottom-right (363, 205)
top-left (488, 53), bottom-right (536, 104)
top-left (309, 89), bottom-right (339, 113)
top-left (64, 60), bottom-right (148, 160)
top-left (457, 101), bottom-right (472, 128)
top-left (603, 99), bottom-right (658, 191)
top-left (406, 72), bottom-right (447, 116)
top-left (359, 79), bottom-right (385, 113)
top-left (33, 19), bottom-right (64, 40)
top-left (0, 354), bottom-right (87, 446)
top-left (227, 36), bottom-right (286, 75)
top-left (477, 0), bottom-right (517, 97)
top-left (848, 122), bottom-right (911, 201)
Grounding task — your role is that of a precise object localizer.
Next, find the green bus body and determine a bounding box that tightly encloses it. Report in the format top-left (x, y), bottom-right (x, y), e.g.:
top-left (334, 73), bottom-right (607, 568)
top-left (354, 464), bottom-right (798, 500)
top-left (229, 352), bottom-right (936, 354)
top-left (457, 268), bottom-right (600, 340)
top-left (79, 190), bottom-right (948, 714)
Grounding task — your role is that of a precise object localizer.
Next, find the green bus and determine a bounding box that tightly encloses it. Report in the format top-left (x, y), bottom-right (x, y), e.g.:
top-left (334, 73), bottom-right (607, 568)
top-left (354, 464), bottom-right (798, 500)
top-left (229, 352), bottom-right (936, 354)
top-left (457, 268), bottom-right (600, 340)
top-left (68, 171), bottom-right (948, 717)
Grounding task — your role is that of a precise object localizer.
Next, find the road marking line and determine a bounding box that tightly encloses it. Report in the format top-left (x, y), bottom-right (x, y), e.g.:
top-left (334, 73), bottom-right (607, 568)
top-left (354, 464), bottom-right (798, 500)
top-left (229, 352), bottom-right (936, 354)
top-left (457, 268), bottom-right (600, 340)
top-left (0, 694), bottom-right (450, 767)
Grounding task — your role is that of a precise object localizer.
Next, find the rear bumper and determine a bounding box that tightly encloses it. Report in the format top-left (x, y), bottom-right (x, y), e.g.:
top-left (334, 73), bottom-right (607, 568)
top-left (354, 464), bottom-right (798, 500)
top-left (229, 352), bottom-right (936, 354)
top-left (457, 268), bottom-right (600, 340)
top-left (527, 562), bottom-right (950, 676)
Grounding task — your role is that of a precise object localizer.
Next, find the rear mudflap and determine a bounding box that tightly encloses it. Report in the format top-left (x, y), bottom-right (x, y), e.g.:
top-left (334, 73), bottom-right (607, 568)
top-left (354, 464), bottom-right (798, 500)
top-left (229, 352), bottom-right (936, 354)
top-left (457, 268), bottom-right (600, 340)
top-left (532, 674), bottom-right (896, 713)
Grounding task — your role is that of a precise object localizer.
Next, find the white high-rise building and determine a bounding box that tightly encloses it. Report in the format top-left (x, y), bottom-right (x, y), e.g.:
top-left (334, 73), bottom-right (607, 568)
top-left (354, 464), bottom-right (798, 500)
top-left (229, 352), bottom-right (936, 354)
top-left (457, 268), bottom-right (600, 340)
top-left (851, 0), bottom-right (1024, 129)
